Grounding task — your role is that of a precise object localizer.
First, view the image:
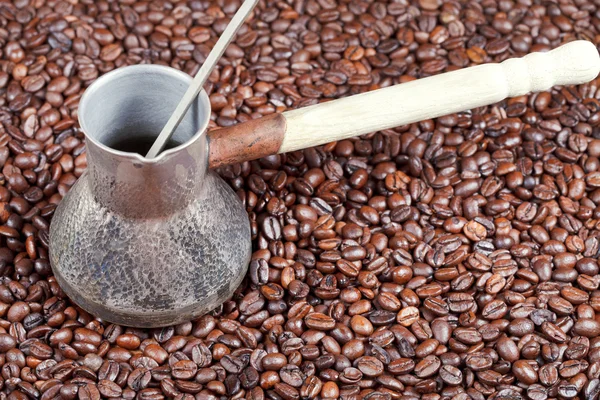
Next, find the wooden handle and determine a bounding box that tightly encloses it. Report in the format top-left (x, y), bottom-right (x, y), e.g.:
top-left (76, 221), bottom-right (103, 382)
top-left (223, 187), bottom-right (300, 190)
top-left (208, 40), bottom-right (600, 168)
top-left (280, 40), bottom-right (600, 152)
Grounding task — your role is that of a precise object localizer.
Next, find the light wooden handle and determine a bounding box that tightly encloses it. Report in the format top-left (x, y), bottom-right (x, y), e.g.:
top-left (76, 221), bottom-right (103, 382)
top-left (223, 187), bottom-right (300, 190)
top-left (208, 40), bottom-right (600, 168)
top-left (279, 40), bottom-right (600, 153)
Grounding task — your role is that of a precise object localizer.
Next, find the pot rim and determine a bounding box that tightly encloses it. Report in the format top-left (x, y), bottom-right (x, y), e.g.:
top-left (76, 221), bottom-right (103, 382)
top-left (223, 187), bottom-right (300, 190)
top-left (78, 64), bottom-right (211, 164)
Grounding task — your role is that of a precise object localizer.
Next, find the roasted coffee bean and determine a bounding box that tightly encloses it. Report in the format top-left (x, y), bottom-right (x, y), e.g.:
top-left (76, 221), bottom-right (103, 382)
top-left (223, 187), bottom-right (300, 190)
top-left (274, 382), bottom-right (299, 400)
top-left (414, 355), bottom-right (441, 378)
top-left (98, 380), bottom-right (122, 398)
top-left (171, 360), bottom-right (197, 380)
top-left (465, 353), bottom-right (493, 371)
top-left (512, 360), bottom-right (538, 385)
top-left (262, 353), bottom-right (287, 371)
top-left (356, 356), bottom-right (384, 377)
top-left (439, 365), bottom-right (463, 385)
top-left (127, 368), bottom-right (151, 391)
top-left (280, 365), bottom-right (304, 387)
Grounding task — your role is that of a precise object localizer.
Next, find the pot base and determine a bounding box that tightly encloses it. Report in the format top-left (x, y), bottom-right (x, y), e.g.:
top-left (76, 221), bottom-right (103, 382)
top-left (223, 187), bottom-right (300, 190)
top-left (50, 172), bottom-right (251, 328)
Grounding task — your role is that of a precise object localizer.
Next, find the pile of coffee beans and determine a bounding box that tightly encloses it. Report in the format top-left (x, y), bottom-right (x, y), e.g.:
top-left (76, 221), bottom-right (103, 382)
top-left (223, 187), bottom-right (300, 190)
top-left (0, 0), bottom-right (600, 399)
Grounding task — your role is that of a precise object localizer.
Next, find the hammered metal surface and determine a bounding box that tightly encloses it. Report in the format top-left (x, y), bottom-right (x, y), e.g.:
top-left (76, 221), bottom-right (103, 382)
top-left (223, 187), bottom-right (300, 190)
top-left (50, 171), bottom-right (251, 327)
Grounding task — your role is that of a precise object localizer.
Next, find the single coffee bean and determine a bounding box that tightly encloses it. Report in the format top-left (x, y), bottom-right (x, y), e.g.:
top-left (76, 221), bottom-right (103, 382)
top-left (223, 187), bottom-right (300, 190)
top-left (98, 380), bottom-right (123, 398)
top-left (439, 365), bottom-right (463, 385)
top-left (356, 356), bottom-right (384, 377)
top-left (512, 360), bottom-right (538, 384)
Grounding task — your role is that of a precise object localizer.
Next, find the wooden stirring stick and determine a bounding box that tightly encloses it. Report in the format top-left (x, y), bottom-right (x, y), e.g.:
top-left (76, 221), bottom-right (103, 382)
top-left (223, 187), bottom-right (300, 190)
top-left (146, 0), bottom-right (260, 159)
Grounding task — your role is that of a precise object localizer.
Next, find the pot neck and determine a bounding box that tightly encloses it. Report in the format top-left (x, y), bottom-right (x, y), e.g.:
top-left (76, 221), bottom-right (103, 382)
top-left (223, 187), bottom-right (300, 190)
top-left (85, 135), bottom-right (208, 218)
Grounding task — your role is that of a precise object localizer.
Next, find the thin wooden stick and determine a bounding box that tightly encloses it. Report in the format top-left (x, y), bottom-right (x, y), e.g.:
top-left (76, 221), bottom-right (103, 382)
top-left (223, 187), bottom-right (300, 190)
top-left (146, 0), bottom-right (260, 159)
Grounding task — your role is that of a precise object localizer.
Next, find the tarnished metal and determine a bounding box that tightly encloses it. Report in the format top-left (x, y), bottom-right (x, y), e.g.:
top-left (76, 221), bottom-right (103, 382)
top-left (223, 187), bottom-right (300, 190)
top-left (49, 65), bottom-right (251, 327)
top-left (207, 113), bottom-right (287, 169)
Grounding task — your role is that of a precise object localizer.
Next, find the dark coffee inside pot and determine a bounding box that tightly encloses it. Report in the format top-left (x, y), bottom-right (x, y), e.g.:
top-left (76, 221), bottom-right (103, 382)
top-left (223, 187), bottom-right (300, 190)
top-left (108, 135), bottom-right (180, 155)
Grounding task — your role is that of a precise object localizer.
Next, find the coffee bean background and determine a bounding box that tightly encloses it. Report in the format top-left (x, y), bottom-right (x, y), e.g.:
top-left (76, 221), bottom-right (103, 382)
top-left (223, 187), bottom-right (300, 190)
top-left (0, 0), bottom-right (600, 399)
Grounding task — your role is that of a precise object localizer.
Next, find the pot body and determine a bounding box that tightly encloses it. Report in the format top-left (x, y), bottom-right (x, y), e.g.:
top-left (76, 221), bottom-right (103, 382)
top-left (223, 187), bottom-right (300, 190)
top-left (49, 65), bottom-right (251, 327)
